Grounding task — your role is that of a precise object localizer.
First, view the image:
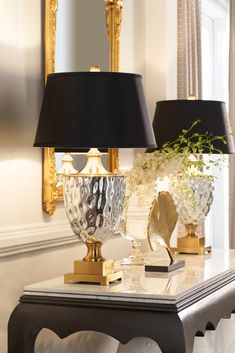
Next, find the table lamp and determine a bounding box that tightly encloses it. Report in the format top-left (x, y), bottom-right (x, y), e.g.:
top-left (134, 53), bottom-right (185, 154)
top-left (152, 100), bottom-right (234, 152)
top-left (151, 99), bottom-right (234, 255)
top-left (34, 71), bottom-right (156, 285)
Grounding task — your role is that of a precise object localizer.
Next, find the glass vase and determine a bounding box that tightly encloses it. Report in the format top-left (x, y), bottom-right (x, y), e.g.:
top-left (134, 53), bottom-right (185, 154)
top-left (120, 183), bottom-right (155, 265)
top-left (170, 174), bottom-right (214, 239)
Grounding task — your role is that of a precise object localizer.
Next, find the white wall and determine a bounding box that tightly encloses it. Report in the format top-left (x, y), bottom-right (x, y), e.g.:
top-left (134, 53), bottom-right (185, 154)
top-left (0, 1), bottom-right (41, 147)
top-left (145, 0), bottom-right (177, 118)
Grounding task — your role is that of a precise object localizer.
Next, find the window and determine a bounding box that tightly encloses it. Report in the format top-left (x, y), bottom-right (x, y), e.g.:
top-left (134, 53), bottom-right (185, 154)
top-left (201, 0), bottom-right (229, 248)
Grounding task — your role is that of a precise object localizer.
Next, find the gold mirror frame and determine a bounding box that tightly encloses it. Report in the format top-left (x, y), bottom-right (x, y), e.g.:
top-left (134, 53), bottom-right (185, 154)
top-left (43, 0), bottom-right (122, 215)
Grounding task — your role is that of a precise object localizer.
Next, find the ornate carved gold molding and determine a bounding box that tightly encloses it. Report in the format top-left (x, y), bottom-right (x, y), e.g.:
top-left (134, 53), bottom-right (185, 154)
top-left (106, 0), bottom-right (123, 172)
top-left (43, 0), bottom-right (122, 214)
top-left (43, 148), bottom-right (58, 215)
top-left (43, 0), bottom-right (58, 215)
top-left (105, 0), bottom-right (123, 73)
top-left (44, 0), bottom-right (58, 79)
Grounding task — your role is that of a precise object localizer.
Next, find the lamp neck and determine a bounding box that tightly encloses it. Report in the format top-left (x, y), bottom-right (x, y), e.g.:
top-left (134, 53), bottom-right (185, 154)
top-left (79, 148), bottom-right (111, 176)
top-left (57, 153), bottom-right (78, 175)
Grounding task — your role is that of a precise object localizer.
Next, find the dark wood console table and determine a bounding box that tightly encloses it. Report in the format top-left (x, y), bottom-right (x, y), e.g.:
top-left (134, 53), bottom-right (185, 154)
top-left (8, 250), bottom-right (235, 353)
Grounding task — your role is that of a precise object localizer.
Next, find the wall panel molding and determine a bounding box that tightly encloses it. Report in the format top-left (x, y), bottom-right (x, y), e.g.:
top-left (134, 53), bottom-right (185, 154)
top-left (0, 221), bottom-right (77, 257)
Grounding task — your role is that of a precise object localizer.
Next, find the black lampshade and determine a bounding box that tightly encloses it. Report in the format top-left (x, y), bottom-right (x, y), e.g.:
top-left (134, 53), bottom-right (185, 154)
top-left (34, 72), bottom-right (156, 149)
top-left (151, 99), bottom-right (235, 153)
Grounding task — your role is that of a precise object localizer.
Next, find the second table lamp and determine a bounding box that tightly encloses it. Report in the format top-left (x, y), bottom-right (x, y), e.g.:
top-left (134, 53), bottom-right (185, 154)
top-left (151, 99), bottom-right (234, 255)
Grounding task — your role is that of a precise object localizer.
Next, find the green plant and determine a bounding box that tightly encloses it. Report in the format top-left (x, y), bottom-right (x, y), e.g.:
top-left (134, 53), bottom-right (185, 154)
top-left (126, 119), bottom-right (227, 185)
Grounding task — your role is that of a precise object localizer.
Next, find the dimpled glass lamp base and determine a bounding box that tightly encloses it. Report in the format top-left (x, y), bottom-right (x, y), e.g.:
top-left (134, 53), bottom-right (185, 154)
top-left (170, 174), bottom-right (214, 255)
top-left (63, 174), bottom-right (125, 285)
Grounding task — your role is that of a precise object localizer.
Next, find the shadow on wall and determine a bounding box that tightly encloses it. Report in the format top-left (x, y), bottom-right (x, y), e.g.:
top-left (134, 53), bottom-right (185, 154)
top-left (0, 43), bottom-right (43, 147)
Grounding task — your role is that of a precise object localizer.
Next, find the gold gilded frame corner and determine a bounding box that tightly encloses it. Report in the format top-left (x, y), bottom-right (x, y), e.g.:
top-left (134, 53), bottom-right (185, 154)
top-left (43, 0), bottom-right (122, 215)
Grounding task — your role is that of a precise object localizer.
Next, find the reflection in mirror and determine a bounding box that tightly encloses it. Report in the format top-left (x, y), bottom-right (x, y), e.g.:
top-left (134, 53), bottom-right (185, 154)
top-left (55, 152), bottom-right (109, 187)
top-left (54, 0), bottom-right (110, 180)
top-left (55, 0), bottom-right (109, 72)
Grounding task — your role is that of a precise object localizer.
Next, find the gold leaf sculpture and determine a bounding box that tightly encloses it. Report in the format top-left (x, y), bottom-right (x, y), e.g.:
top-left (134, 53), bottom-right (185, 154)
top-left (148, 191), bottom-right (178, 263)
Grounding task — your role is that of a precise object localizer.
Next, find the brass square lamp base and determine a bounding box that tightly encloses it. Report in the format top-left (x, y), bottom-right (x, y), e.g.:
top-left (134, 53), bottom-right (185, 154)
top-left (64, 259), bottom-right (123, 286)
top-left (171, 236), bottom-right (211, 255)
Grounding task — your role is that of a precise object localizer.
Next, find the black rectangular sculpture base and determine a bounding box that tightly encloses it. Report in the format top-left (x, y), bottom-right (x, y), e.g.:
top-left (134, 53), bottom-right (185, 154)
top-left (145, 260), bottom-right (185, 273)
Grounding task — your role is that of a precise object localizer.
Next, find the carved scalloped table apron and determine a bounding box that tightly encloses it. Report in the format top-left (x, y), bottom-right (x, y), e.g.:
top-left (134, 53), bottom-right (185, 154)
top-left (7, 250), bottom-right (235, 353)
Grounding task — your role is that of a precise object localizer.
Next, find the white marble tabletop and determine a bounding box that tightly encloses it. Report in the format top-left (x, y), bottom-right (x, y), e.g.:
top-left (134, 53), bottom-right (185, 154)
top-left (24, 250), bottom-right (235, 305)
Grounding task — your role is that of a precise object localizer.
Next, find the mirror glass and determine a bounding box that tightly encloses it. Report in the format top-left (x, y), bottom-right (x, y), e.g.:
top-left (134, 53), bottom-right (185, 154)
top-left (54, 0), bottom-right (109, 178)
top-left (55, 153), bottom-right (109, 185)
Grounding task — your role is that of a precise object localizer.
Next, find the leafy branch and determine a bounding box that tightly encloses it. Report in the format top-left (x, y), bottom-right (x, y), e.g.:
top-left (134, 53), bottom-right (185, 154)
top-left (126, 119), bottom-right (228, 185)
